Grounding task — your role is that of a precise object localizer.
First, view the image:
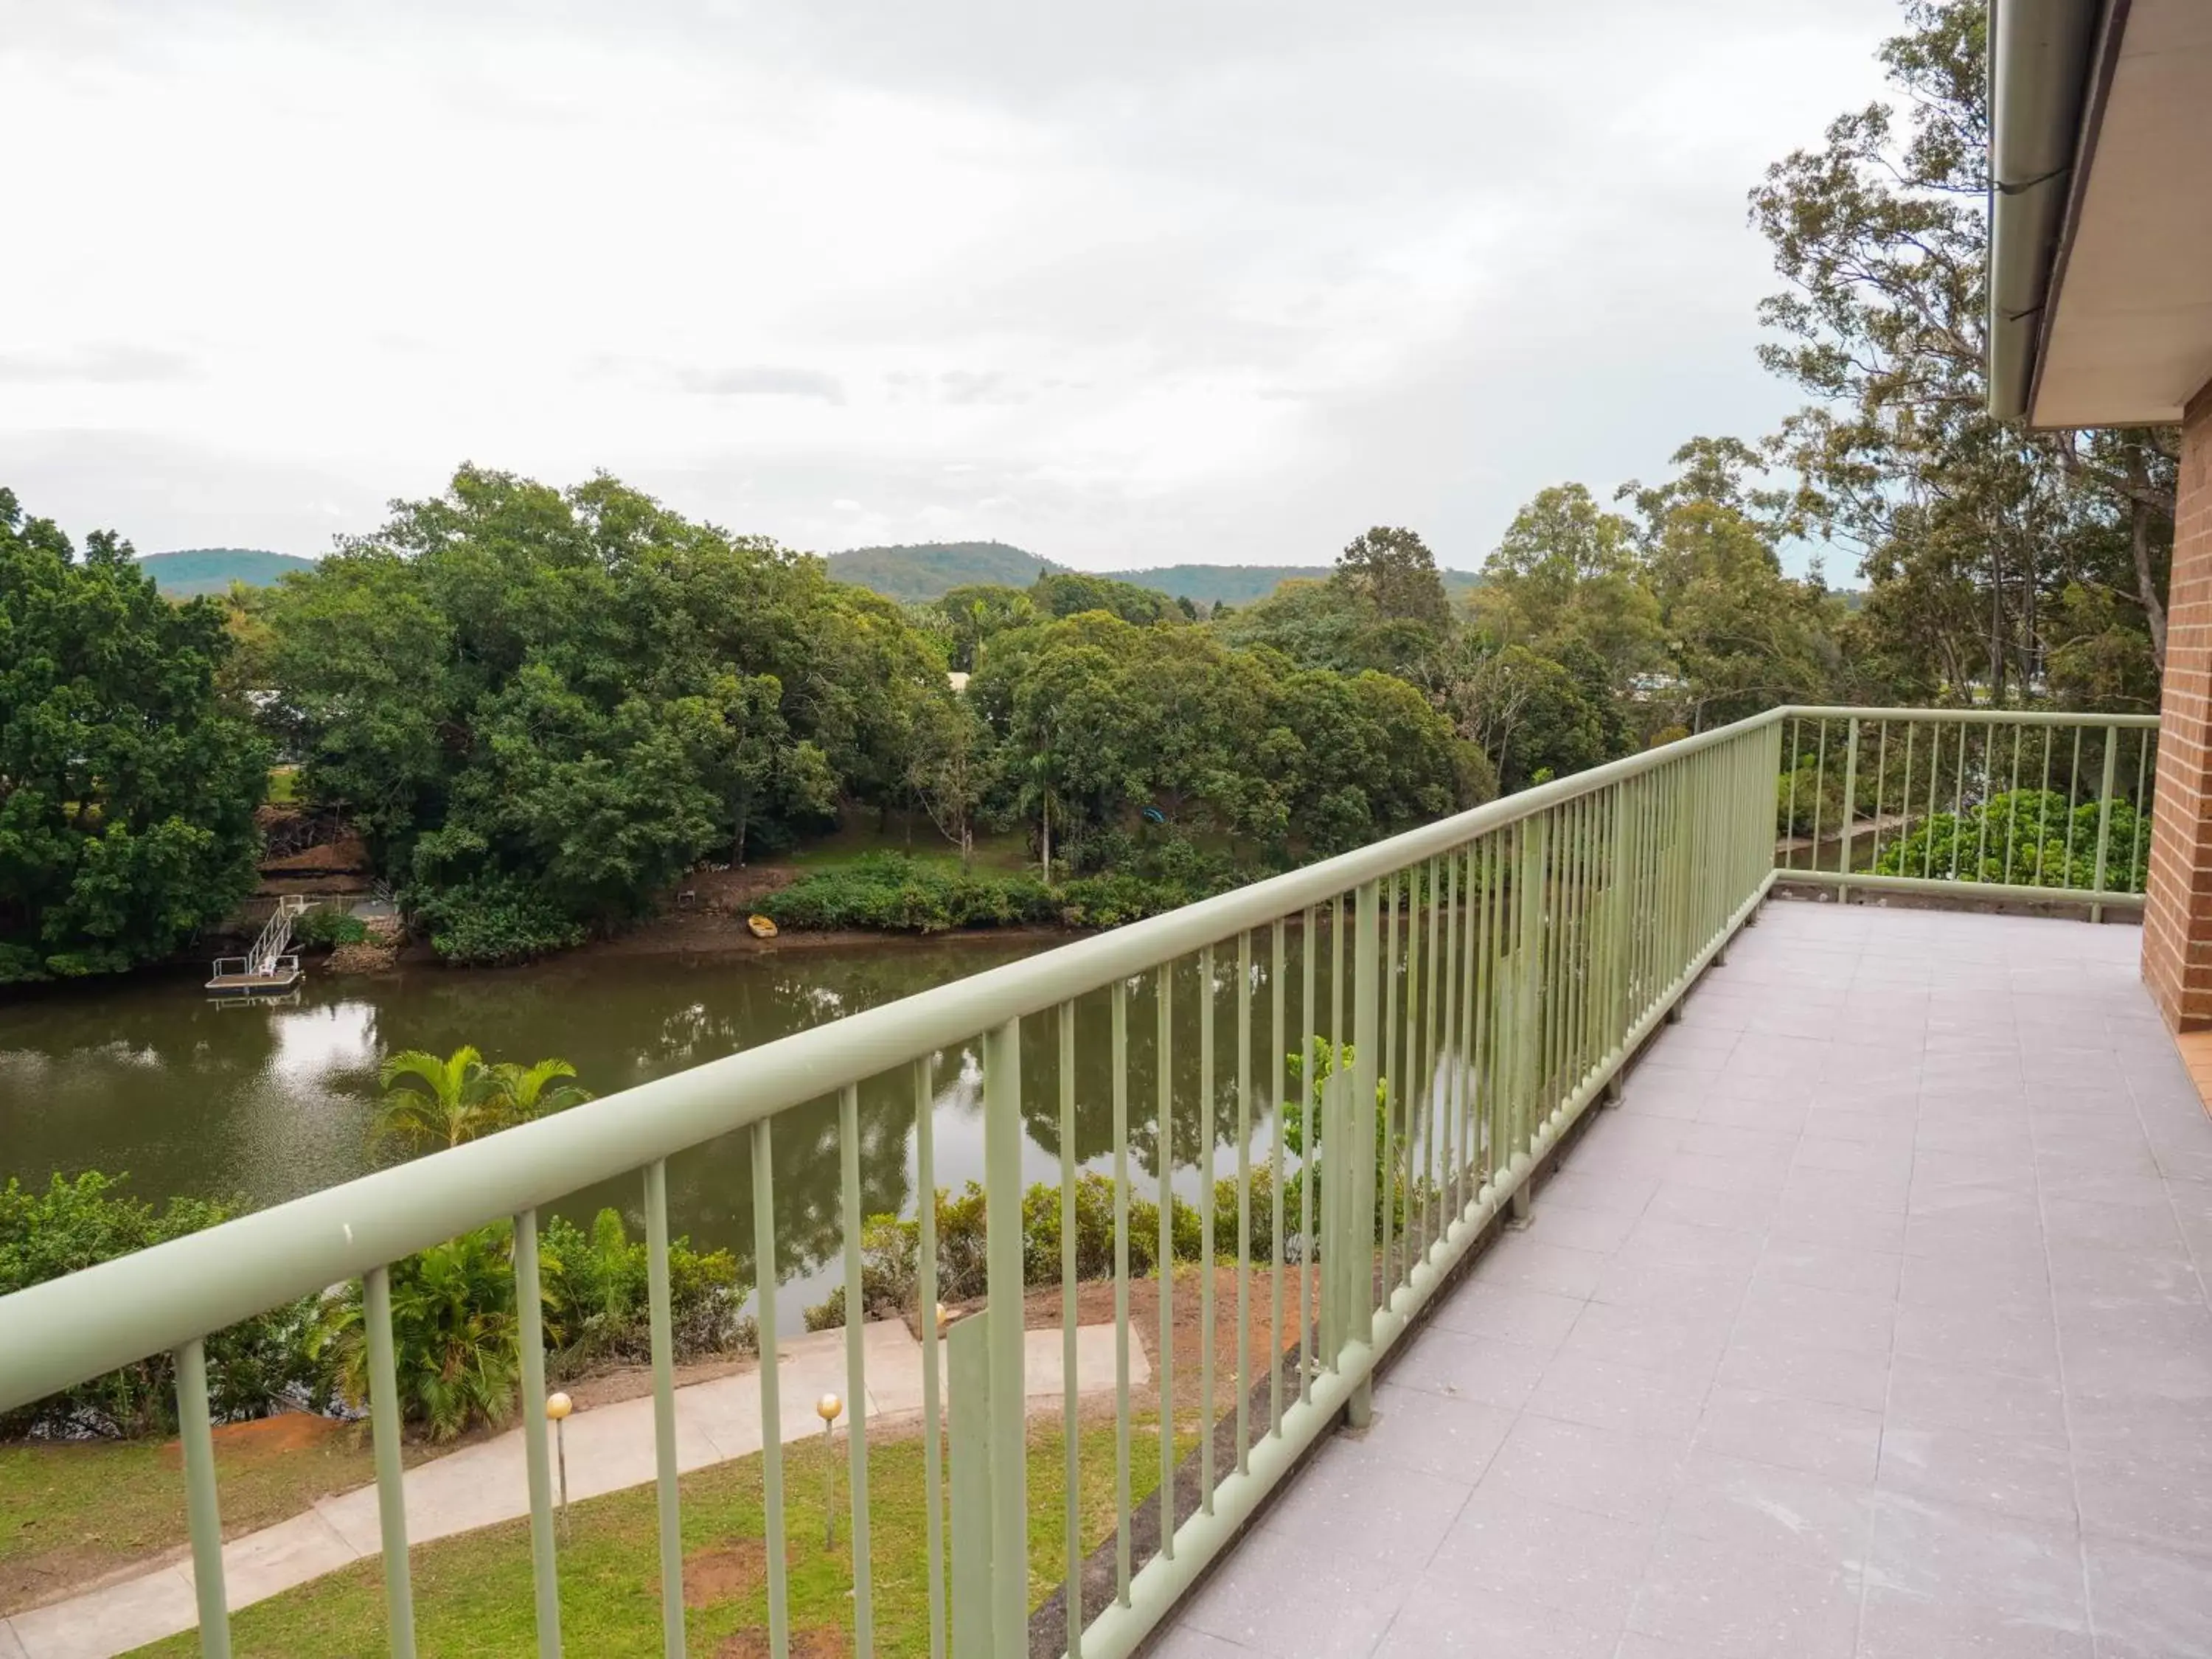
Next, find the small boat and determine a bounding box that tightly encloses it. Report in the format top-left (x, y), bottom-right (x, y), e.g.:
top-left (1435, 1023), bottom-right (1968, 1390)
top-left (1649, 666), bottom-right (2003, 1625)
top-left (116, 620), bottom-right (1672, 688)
top-left (747, 914), bottom-right (779, 939)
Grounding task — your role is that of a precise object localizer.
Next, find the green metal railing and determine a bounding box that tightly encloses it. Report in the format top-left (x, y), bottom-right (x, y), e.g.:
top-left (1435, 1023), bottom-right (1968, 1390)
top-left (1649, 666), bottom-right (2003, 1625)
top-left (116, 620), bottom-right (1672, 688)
top-left (0, 703), bottom-right (2146, 1657)
top-left (1775, 707), bottom-right (2159, 920)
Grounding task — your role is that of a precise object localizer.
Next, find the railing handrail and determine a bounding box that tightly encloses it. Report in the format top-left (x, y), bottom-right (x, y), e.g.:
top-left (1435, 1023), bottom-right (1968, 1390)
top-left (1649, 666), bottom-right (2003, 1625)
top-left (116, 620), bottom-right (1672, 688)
top-left (0, 698), bottom-right (2160, 1413)
top-left (0, 706), bottom-right (1784, 1416)
top-left (1777, 703), bottom-right (2160, 729)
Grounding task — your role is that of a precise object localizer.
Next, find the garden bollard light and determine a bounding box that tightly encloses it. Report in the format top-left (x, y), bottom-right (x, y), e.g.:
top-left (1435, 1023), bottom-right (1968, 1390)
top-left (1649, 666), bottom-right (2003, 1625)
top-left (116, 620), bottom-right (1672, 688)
top-left (817, 1392), bottom-right (844, 1547)
top-left (546, 1391), bottom-right (574, 1539)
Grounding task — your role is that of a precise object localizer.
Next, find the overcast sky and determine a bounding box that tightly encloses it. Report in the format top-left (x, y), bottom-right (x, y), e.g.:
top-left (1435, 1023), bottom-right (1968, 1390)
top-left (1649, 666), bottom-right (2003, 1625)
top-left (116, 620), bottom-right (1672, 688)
top-left (1, 1), bottom-right (1899, 572)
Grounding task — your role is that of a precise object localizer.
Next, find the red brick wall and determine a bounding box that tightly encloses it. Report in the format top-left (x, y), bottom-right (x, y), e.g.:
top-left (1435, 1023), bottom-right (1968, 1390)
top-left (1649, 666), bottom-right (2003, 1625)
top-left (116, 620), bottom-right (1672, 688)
top-left (2144, 382), bottom-right (2212, 1029)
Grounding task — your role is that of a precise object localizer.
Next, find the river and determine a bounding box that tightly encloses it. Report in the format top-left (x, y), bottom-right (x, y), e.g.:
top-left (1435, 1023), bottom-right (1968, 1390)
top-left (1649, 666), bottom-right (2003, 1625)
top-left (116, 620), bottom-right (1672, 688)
top-left (0, 933), bottom-right (1343, 1317)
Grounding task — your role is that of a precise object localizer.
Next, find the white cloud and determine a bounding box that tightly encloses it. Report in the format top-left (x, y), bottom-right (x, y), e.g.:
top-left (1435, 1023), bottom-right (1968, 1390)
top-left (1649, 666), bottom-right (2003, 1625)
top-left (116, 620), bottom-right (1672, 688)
top-left (0, 0), bottom-right (1902, 568)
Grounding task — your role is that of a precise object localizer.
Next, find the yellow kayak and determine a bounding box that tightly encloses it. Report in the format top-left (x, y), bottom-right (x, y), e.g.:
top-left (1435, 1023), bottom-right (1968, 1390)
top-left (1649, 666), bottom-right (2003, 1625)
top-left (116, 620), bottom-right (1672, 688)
top-left (747, 914), bottom-right (779, 939)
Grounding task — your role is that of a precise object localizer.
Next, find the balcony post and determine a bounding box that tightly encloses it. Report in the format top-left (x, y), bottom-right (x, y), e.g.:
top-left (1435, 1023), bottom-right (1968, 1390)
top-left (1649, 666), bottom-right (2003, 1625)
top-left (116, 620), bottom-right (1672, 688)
top-left (1837, 717), bottom-right (1861, 903)
top-left (980, 1018), bottom-right (1028, 1655)
top-left (2091, 725), bottom-right (2120, 923)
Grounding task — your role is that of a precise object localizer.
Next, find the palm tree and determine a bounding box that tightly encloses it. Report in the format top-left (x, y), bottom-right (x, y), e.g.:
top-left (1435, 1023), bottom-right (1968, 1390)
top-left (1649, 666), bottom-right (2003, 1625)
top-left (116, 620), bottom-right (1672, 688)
top-left (371, 1047), bottom-right (591, 1157)
top-left (484, 1057), bottom-right (591, 1121)
top-left (373, 1046), bottom-right (498, 1155)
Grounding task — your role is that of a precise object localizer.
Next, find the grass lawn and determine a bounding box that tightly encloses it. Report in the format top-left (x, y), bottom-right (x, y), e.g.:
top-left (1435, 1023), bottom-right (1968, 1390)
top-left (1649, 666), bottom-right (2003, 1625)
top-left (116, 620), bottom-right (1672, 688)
top-left (130, 1416), bottom-right (1185, 1657)
top-left (265, 766), bottom-right (299, 805)
top-left (780, 816), bottom-right (1036, 880)
top-left (1, 1417), bottom-right (381, 1616)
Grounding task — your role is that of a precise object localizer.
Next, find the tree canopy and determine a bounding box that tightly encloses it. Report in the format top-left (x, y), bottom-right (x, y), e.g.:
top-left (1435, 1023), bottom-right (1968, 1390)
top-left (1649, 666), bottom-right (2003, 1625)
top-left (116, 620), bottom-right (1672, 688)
top-left (262, 467), bottom-right (953, 961)
top-left (0, 490), bottom-right (269, 982)
top-left (1750, 0), bottom-right (2170, 712)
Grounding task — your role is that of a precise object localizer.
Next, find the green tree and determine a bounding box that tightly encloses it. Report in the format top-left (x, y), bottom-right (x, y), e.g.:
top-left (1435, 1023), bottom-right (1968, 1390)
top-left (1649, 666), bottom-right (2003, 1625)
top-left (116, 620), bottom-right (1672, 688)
top-left (905, 692), bottom-right (994, 863)
top-left (1211, 579), bottom-right (1435, 679)
top-left (1029, 571), bottom-right (1183, 626)
top-left (1618, 442), bottom-right (1840, 728)
top-left (1332, 525), bottom-right (1453, 635)
top-left (0, 490), bottom-right (271, 982)
top-left (930, 583), bottom-right (1034, 673)
top-left (1472, 484), bottom-right (1664, 700)
top-left (1434, 639), bottom-right (1620, 792)
top-left (1749, 0), bottom-right (2172, 707)
top-left (264, 467), bottom-right (950, 960)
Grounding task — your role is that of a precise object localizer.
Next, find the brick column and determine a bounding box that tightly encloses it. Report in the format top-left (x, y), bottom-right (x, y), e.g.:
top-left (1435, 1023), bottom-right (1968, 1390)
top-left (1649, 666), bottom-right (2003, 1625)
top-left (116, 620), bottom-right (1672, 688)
top-left (2144, 382), bottom-right (2212, 1030)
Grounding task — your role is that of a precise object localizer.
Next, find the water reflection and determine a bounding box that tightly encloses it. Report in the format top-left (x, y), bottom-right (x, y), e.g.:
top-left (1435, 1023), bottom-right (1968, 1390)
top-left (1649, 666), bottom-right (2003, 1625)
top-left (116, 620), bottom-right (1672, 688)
top-left (0, 933), bottom-right (1343, 1318)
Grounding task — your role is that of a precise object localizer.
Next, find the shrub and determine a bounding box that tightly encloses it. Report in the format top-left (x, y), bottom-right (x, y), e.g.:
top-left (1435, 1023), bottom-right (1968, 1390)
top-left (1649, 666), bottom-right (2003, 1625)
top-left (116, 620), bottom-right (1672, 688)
top-left (313, 1224), bottom-right (520, 1441)
top-left (0, 1172), bottom-right (326, 1437)
top-left (810, 1168), bottom-right (1307, 1331)
top-left (410, 874), bottom-right (587, 965)
top-left (540, 1208), bottom-right (751, 1370)
top-left (292, 908), bottom-right (370, 948)
top-left (758, 850), bottom-right (1247, 936)
top-left (1874, 788), bottom-right (2149, 891)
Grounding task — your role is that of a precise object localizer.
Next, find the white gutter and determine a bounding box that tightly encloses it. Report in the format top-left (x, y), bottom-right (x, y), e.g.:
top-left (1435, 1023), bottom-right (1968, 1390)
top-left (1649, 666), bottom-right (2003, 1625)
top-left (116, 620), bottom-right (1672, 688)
top-left (1987, 0), bottom-right (2102, 419)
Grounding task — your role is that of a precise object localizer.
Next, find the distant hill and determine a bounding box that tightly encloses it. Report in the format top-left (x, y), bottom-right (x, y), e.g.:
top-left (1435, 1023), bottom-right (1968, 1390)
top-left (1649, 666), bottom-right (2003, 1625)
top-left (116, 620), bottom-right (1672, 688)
top-left (1094, 564), bottom-right (1332, 606)
top-left (822, 543), bottom-right (1480, 608)
top-left (822, 541), bottom-right (1057, 602)
top-left (139, 548), bottom-right (316, 597)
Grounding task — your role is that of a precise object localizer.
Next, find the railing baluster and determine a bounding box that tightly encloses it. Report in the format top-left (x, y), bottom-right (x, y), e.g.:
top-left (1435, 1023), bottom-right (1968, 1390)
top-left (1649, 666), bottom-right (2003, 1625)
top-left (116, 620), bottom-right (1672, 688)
top-left (1573, 793), bottom-right (1595, 1086)
top-left (514, 1208), bottom-right (564, 1658)
top-left (1974, 724), bottom-right (1995, 878)
top-left (917, 1057), bottom-right (947, 1659)
top-left (1423, 852), bottom-right (1444, 1269)
top-left (2003, 721), bottom-right (2024, 880)
top-left (175, 1336), bottom-right (230, 1659)
top-left (2132, 728), bottom-right (2153, 888)
top-left (1380, 877), bottom-right (1399, 1298)
top-left (1298, 906), bottom-right (1315, 1408)
top-left (1234, 931), bottom-right (1252, 1476)
top-left (364, 1263), bottom-right (417, 1659)
top-left (1949, 719), bottom-right (1968, 881)
top-left (1346, 878), bottom-right (1381, 1430)
top-left (1810, 719), bottom-right (1828, 876)
top-left (1899, 722), bottom-right (1916, 881)
top-left (1268, 920), bottom-right (1287, 1440)
top-left (1540, 808), bottom-right (1561, 1132)
top-left (1924, 723), bottom-right (1943, 880)
top-left (1838, 717), bottom-right (1860, 894)
top-left (751, 1119), bottom-right (788, 1659)
top-left (642, 1172), bottom-right (684, 1659)
top-left (1318, 898), bottom-right (1336, 1380)
top-left (1155, 968), bottom-right (1175, 1556)
top-left (981, 1018), bottom-right (1026, 1654)
top-left (2091, 725), bottom-right (2121, 920)
top-left (1058, 1004), bottom-right (1082, 1659)
top-left (1197, 944), bottom-right (1216, 1515)
top-left (2065, 726), bottom-right (2084, 886)
top-left (2037, 727), bottom-right (2055, 886)
top-left (838, 1083), bottom-right (874, 1656)
top-left (1109, 986), bottom-right (1133, 1609)
top-left (1433, 849), bottom-right (1455, 1259)
top-left (1869, 720), bottom-right (1890, 874)
top-left (1472, 835), bottom-right (1494, 1210)
top-left (1784, 717), bottom-right (1800, 871)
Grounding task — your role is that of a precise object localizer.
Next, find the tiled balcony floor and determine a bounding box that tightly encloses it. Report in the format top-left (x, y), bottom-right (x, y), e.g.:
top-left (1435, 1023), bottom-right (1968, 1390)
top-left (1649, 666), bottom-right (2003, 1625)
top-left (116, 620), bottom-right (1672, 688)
top-left (1153, 899), bottom-right (2212, 1659)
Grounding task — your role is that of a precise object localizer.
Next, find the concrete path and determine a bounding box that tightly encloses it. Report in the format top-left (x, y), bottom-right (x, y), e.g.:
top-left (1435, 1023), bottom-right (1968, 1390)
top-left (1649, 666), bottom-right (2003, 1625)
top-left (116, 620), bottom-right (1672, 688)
top-left (6, 1318), bottom-right (1144, 1659)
